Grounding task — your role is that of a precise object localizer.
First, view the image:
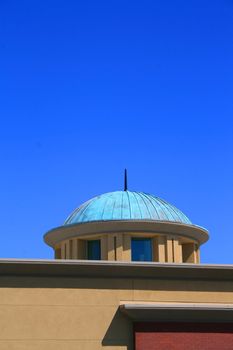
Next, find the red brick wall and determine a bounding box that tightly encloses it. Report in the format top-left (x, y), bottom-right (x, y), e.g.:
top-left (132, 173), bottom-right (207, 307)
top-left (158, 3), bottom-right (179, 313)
top-left (134, 322), bottom-right (233, 350)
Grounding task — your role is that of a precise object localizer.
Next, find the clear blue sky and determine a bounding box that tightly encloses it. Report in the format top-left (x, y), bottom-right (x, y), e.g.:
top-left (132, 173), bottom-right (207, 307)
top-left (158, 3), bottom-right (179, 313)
top-left (0, 0), bottom-right (232, 263)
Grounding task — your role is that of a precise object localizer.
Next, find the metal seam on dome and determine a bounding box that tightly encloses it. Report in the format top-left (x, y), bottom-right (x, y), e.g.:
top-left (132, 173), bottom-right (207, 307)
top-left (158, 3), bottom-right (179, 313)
top-left (111, 192), bottom-right (117, 219)
top-left (142, 193), bottom-right (162, 220)
top-left (139, 192), bottom-right (155, 219)
top-left (170, 205), bottom-right (190, 223)
top-left (65, 206), bottom-right (82, 224)
top-left (76, 195), bottom-right (100, 222)
top-left (121, 191), bottom-right (124, 220)
top-left (113, 191), bottom-right (122, 220)
top-left (156, 197), bottom-right (179, 222)
top-left (157, 196), bottom-right (189, 223)
top-left (64, 209), bottom-right (78, 224)
top-left (64, 198), bottom-right (93, 224)
top-left (150, 196), bottom-right (174, 222)
top-left (131, 191), bottom-right (143, 219)
top-left (137, 192), bottom-right (152, 219)
top-left (101, 193), bottom-right (113, 220)
top-left (170, 203), bottom-right (191, 223)
top-left (164, 202), bottom-right (186, 223)
top-left (64, 203), bottom-right (84, 223)
top-left (122, 191), bottom-right (130, 219)
top-left (157, 197), bottom-right (190, 224)
top-left (126, 191), bottom-right (132, 219)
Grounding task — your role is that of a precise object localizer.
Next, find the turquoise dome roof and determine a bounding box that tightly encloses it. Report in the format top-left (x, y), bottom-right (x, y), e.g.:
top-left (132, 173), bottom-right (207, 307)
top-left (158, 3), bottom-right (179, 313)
top-left (64, 191), bottom-right (191, 225)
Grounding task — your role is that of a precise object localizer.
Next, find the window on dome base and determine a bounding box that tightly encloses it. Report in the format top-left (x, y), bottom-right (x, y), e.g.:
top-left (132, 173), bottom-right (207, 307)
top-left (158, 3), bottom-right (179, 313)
top-left (131, 238), bottom-right (152, 262)
top-left (87, 240), bottom-right (101, 260)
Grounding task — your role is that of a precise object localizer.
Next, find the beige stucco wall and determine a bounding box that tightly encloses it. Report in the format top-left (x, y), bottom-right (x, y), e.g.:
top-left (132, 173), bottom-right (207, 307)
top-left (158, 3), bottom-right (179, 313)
top-left (0, 273), bottom-right (233, 350)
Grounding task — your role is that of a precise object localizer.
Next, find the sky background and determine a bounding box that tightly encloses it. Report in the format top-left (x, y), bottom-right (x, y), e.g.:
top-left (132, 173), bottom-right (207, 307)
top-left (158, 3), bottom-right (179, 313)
top-left (0, 0), bottom-right (232, 263)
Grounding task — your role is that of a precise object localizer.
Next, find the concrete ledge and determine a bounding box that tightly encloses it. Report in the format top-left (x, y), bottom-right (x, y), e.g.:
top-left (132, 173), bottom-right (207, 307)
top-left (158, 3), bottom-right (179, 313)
top-left (120, 302), bottom-right (233, 322)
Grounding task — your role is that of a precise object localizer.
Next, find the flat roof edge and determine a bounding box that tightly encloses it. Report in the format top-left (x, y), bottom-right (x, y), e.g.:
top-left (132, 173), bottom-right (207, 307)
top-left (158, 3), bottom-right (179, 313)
top-left (0, 259), bottom-right (233, 280)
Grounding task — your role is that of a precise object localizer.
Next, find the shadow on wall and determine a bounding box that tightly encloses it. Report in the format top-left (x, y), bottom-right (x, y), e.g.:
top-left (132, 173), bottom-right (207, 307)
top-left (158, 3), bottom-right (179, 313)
top-left (102, 308), bottom-right (133, 350)
top-left (1, 276), bottom-right (232, 293)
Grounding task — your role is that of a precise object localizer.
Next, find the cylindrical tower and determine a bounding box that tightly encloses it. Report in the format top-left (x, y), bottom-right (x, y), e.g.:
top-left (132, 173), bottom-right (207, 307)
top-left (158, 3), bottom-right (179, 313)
top-left (44, 191), bottom-right (209, 263)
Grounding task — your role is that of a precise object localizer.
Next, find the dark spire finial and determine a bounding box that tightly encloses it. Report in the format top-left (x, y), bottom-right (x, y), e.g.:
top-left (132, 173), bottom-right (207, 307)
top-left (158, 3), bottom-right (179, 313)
top-left (124, 169), bottom-right (128, 191)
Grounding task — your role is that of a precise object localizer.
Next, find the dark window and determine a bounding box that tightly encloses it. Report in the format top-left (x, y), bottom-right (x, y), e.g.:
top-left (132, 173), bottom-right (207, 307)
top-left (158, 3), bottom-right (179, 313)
top-left (87, 240), bottom-right (101, 260)
top-left (131, 238), bottom-right (152, 261)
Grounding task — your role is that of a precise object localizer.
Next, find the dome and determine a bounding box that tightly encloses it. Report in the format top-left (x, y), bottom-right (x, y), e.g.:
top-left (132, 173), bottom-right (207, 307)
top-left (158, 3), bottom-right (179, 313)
top-left (64, 191), bottom-right (192, 226)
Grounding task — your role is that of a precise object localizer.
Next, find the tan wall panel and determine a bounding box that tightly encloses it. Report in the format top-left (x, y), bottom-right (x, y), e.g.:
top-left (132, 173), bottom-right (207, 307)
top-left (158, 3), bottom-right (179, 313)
top-left (101, 235), bottom-right (107, 260)
top-left (0, 340), bottom-right (128, 350)
top-left (66, 240), bottom-right (70, 259)
top-left (182, 243), bottom-right (195, 263)
top-left (166, 238), bottom-right (173, 263)
top-left (0, 278), bottom-right (133, 306)
top-left (196, 247), bottom-right (200, 264)
top-left (61, 242), bottom-right (65, 259)
top-left (108, 236), bottom-right (115, 261)
top-left (77, 240), bottom-right (86, 259)
top-left (116, 234), bottom-right (123, 261)
top-left (133, 279), bottom-right (233, 303)
top-left (2, 277), bottom-right (233, 307)
top-left (0, 305), bottom-right (130, 341)
top-left (72, 239), bottom-right (77, 259)
top-left (122, 235), bottom-right (131, 261)
top-left (173, 239), bottom-right (182, 263)
top-left (157, 236), bottom-right (166, 262)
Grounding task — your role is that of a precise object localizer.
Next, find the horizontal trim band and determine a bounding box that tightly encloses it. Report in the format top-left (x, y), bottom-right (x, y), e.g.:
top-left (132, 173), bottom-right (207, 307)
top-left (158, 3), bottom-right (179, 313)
top-left (44, 220), bottom-right (209, 247)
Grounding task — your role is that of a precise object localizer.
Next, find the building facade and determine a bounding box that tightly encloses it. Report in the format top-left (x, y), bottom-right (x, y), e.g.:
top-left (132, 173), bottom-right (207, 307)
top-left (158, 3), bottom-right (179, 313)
top-left (1, 189), bottom-right (233, 350)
